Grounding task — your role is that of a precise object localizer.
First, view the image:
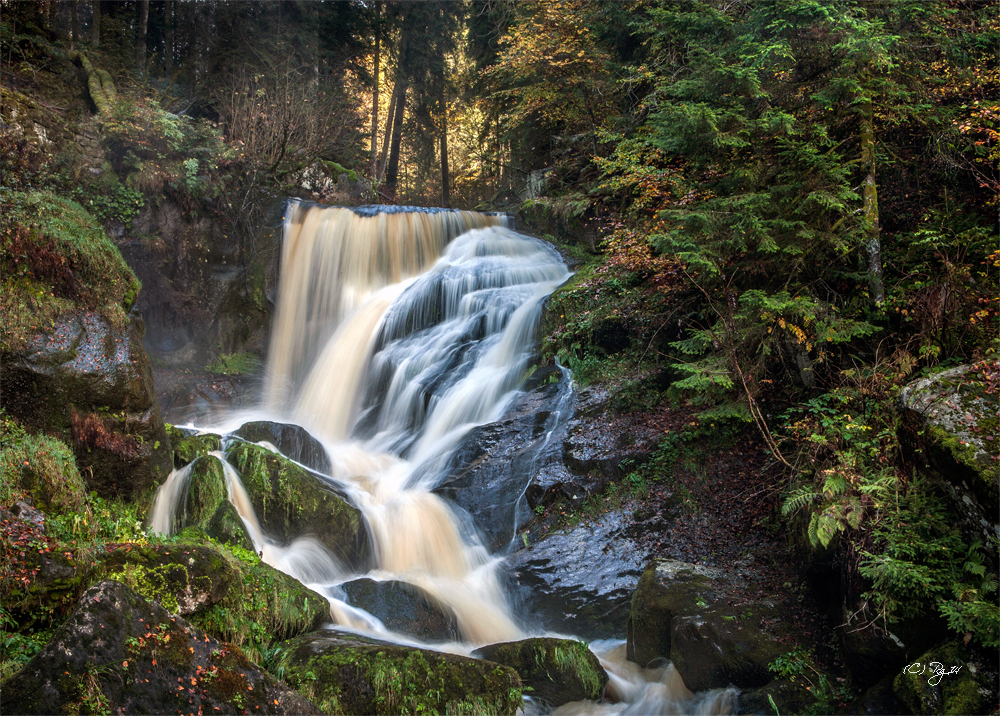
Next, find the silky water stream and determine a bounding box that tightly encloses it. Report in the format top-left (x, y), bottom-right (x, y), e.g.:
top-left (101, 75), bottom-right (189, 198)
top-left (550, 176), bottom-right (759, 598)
top-left (150, 202), bottom-right (735, 715)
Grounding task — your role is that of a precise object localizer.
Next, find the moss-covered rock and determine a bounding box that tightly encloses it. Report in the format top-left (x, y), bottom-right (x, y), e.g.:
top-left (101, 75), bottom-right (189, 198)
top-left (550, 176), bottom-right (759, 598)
top-left (341, 578), bottom-right (459, 642)
top-left (0, 418), bottom-right (88, 515)
top-left (165, 424), bottom-right (221, 468)
top-left (174, 533), bottom-right (331, 663)
top-left (233, 420), bottom-right (331, 475)
top-left (183, 454), bottom-right (228, 530)
top-left (226, 441), bottom-right (367, 566)
top-left (95, 541), bottom-right (235, 616)
top-left (472, 637), bottom-right (607, 706)
top-left (893, 641), bottom-right (998, 715)
top-left (0, 580), bottom-right (321, 715)
top-left (899, 363), bottom-right (1000, 550)
top-left (627, 560), bottom-right (800, 692)
top-left (205, 500), bottom-right (255, 551)
top-left (627, 560), bottom-right (723, 668)
top-left (273, 631), bottom-right (523, 715)
top-left (0, 508), bottom-right (90, 627)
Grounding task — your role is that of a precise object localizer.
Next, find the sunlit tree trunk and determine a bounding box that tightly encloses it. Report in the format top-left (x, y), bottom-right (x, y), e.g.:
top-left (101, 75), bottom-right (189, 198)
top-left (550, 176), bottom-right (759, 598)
top-left (385, 83), bottom-right (407, 202)
top-left (440, 88), bottom-right (450, 207)
top-left (378, 81), bottom-right (399, 178)
top-left (860, 92), bottom-right (884, 305)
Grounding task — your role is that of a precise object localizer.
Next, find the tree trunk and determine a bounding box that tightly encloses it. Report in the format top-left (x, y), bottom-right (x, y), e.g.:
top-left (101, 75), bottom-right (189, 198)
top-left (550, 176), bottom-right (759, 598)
top-left (384, 83), bottom-right (408, 202)
top-left (90, 0), bottom-right (100, 46)
top-left (164, 0), bottom-right (174, 76)
top-left (71, 0), bottom-right (80, 47)
top-left (440, 89), bottom-right (450, 208)
top-left (378, 81), bottom-right (398, 179)
top-left (138, 0), bottom-right (149, 77)
top-left (371, 3), bottom-right (380, 182)
top-left (860, 93), bottom-right (884, 305)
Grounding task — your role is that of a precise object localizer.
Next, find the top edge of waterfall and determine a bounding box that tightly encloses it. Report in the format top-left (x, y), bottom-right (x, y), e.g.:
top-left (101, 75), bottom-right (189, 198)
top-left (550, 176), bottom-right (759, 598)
top-left (285, 199), bottom-right (508, 219)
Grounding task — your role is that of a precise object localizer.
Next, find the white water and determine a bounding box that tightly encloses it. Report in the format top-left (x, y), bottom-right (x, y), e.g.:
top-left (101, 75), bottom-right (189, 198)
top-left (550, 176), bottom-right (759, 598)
top-left (150, 203), bottom-right (735, 714)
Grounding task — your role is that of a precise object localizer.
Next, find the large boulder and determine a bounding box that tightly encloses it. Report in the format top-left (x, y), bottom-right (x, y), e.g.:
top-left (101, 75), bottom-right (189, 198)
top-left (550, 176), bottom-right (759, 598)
top-left (273, 631), bottom-right (523, 715)
top-left (2, 311), bottom-right (173, 502)
top-left (893, 640), bottom-right (998, 715)
top-left (232, 420), bottom-right (331, 475)
top-left (95, 542), bottom-right (236, 616)
top-left (340, 578), bottom-right (459, 642)
top-left (506, 507), bottom-right (645, 641)
top-left (225, 441), bottom-right (368, 567)
top-left (899, 362), bottom-right (1000, 550)
top-left (472, 637), bottom-right (608, 707)
top-left (627, 560), bottom-right (799, 692)
top-left (0, 581), bottom-right (320, 715)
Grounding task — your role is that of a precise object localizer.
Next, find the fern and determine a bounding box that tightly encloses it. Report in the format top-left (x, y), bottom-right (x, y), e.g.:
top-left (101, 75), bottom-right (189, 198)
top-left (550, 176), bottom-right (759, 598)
top-left (782, 485), bottom-right (821, 515)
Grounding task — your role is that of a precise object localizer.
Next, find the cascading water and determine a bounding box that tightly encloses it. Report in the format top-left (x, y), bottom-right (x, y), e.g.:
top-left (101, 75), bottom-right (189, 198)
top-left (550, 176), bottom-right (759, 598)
top-left (151, 202), bottom-right (735, 714)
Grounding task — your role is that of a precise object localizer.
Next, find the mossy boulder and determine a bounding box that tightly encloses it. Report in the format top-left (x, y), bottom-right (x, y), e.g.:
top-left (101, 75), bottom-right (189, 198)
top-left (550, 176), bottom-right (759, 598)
top-left (273, 631), bottom-right (523, 715)
top-left (1, 191), bottom-right (171, 503)
top-left (0, 508), bottom-right (90, 627)
top-left (341, 578), bottom-right (459, 642)
top-left (173, 533), bottom-right (331, 661)
top-left (472, 637), bottom-right (607, 707)
top-left (893, 641), bottom-right (998, 715)
top-left (165, 424), bottom-right (221, 468)
top-left (0, 580), bottom-right (321, 715)
top-left (232, 421), bottom-right (331, 475)
top-left (627, 560), bottom-right (797, 691)
top-left (226, 441), bottom-right (367, 566)
top-left (94, 542), bottom-right (235, 616)
top-left (0, 418), bottom-right (88, 515)
top-left (182, 454), bottom-right (228, 530)
top-left (627, 560), bottom-right (724, 668)
top-left (205, 500), bottom-right (255, 551)
top-left (899, 363), bottom-right (1000, 549)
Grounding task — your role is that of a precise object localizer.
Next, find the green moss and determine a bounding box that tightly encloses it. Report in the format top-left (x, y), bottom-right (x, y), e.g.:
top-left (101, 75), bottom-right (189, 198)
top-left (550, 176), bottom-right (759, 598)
top-left (206, 352), bottom-right (260, 376)
top-left (177, 535), bottom-right (329, 664)
top-left (183, 455), bottom-right (227, 529)
top-left (226, 441), bottom-right (365, 565)
top-left (1, 191), bottom-right (141, 353)
top-left (473, 637), bottom-right (607, 705)
top-left (893, 641), bottom-right (992, 715)
top-left (169, 431), bottom-right (221, 468)
top-left (0, 415), bottom-right (88, 514)
top-left (276, 633), bottom-right (523, 716)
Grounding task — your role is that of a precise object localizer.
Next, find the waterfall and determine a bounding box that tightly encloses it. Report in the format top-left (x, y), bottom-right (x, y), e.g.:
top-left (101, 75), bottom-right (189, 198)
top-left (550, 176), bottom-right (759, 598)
top-left (151, 201), bottom-right (735, 714)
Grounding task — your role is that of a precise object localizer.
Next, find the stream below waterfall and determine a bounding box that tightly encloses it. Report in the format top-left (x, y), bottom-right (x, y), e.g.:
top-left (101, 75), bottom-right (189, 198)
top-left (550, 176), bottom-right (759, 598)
top-left (150, 202), bottom-right (736, 715)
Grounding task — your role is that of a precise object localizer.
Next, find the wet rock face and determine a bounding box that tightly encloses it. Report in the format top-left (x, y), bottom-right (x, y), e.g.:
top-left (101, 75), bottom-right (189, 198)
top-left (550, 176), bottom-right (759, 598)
top-left (273, 631), bottom-right (523, 716)
top-left (225, 441), bottom-right (368, 567)
top-left (436, 366), bottom-right (570, 551)
top-left (1, 311), bottom-right (172, 501)
top-left (1, 581), bottom-right (320, 715)
top-left (165, 425), bottom-right (221, 468)
top-left (125, 199), bottom-right (277, 371)
top-left (627, 560), bottom-right (798, 692)
top-left (472, 637), bottom-right (608, 707)
top-left (341, 578), bottom-right (459, 642)
top-left (233, 420), bottom-right (332, 475)
top-left (898, 363), bottom-right (1000, 549)
top-left (506, 509), bottom-right (644, 641)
